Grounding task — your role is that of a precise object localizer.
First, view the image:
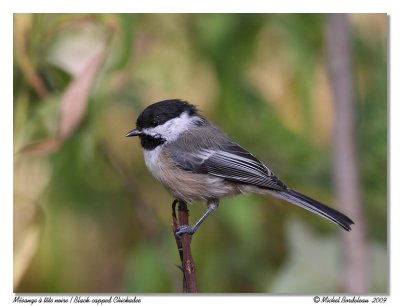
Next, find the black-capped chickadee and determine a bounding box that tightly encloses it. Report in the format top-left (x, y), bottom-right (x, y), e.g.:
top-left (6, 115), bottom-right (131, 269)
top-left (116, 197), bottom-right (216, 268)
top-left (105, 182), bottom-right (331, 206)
top-left (126, 99), bottom-right (354, 235)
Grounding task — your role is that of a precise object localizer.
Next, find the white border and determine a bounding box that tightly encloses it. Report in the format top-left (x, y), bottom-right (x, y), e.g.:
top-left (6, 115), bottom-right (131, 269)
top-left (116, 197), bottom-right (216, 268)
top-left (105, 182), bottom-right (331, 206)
top-left (3, 0), bottom-right (398, 13)
top-left (2, 1), bottom-right (398, 305)
top-left (1, 5), bottom-right (14, 305)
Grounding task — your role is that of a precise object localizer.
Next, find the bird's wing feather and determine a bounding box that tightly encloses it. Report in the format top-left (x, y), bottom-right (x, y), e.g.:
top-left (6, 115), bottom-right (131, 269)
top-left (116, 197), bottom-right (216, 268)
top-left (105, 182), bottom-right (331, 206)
top-left (166, 125), bottom-right (354, 231)
top-left (168, 132), bottom-right (287, 191)
top-left (201, 149), bottom-right (287, 190)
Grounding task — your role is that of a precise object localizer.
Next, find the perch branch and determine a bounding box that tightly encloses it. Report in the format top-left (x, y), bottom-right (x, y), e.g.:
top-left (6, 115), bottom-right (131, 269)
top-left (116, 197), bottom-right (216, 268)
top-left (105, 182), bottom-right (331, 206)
top-left (171, 200), bottom-right (198, 293)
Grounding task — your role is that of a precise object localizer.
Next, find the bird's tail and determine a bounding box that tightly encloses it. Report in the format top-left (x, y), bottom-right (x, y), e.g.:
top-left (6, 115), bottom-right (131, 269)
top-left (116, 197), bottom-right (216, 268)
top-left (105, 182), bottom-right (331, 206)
top-left (268, 188), bottom-right (354, 231)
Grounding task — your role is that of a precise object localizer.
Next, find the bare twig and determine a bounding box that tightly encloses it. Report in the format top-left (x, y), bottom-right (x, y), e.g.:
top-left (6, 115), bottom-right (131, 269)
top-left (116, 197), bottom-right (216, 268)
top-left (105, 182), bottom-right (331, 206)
top-left (171, 200), bottom-right (184, 264)
top-left (171, 200), bottom-right (198, 293)
top-left (327, 13), bottom-right (369, 293)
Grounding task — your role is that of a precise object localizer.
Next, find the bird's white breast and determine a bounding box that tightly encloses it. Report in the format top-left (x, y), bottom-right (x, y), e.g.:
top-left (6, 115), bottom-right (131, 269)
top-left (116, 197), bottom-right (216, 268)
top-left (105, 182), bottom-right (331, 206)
top-left (143, 146), bottom-right (164, 182)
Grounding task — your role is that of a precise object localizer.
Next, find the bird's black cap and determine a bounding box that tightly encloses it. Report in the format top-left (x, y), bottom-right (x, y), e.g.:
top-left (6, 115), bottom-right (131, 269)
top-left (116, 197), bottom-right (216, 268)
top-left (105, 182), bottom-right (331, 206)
top-left (136, 99), bottom-right (198, 129)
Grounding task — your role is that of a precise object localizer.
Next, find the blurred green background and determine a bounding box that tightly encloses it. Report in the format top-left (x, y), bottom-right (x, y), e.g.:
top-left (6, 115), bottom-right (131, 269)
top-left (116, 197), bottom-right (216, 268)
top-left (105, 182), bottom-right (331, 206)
top-left (13, 13), bottom-right (387, 293)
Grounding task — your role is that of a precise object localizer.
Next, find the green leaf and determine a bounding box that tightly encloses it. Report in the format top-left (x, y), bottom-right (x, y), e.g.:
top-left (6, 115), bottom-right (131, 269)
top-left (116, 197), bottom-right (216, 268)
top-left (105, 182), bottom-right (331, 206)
top-left (269, 220), bottom-right (387, 293)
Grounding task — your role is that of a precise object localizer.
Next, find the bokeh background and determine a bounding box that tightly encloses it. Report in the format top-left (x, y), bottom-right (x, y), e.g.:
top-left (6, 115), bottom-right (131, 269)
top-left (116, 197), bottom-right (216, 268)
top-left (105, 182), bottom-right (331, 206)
top-left (13, 13), bottom-right (387, 293)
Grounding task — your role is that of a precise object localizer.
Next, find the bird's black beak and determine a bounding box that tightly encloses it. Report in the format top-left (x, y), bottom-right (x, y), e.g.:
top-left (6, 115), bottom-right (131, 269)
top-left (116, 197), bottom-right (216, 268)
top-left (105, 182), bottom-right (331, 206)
top-left (125, 128), bottom-right (142, 137)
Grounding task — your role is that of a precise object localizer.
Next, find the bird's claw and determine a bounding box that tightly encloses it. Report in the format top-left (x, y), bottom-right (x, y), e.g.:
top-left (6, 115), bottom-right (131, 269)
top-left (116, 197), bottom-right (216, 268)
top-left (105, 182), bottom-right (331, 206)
top-left (175, 225), bottom-right (195, 237)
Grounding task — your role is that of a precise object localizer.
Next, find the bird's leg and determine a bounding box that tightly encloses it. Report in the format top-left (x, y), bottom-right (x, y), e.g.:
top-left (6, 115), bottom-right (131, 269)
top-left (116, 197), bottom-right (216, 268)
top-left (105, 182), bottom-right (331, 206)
top-left (175, 199), bottom-right (219, 237)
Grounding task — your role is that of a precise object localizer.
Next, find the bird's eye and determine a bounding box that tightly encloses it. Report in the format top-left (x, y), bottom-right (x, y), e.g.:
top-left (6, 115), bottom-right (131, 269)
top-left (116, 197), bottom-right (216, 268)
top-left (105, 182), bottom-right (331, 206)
top-left (151, 119), bottom-right (158, 127)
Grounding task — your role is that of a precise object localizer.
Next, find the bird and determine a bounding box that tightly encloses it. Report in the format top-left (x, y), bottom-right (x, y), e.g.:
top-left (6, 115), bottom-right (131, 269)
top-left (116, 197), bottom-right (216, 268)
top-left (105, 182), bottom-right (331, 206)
top-left (126, 99), bottom-right (354, 236)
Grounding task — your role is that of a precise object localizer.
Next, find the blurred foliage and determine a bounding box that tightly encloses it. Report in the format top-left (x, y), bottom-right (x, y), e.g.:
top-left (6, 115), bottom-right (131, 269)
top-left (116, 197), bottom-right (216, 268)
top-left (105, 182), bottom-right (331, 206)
top-left (270, 220), bottom-right (387, 293)
top-left (13, 13), bottom-right (387, 293)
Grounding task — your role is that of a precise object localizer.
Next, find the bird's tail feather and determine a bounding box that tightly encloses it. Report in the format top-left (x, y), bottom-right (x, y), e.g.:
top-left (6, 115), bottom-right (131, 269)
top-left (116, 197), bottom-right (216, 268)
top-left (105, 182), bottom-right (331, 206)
top-left (268, 188), bottom-right (354, 231)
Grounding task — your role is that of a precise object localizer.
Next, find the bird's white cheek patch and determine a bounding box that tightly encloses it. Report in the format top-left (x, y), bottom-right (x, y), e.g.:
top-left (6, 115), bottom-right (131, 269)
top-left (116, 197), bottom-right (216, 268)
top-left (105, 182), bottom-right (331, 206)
top-left (143, 112), bottom-right (199, 142)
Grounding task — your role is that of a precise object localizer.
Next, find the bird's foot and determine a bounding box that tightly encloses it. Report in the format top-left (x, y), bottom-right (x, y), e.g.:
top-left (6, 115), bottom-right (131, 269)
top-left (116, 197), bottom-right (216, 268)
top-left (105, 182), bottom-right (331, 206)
top-left (175, 225), bottom-right (196, 237)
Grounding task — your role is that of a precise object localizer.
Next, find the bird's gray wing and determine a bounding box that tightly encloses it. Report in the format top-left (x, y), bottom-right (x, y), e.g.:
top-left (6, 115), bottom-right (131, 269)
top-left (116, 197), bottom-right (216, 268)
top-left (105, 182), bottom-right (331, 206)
top-left (166, 126), bottom-right (354, 231)
top-left (167, 129), bottom-right (287, 191)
